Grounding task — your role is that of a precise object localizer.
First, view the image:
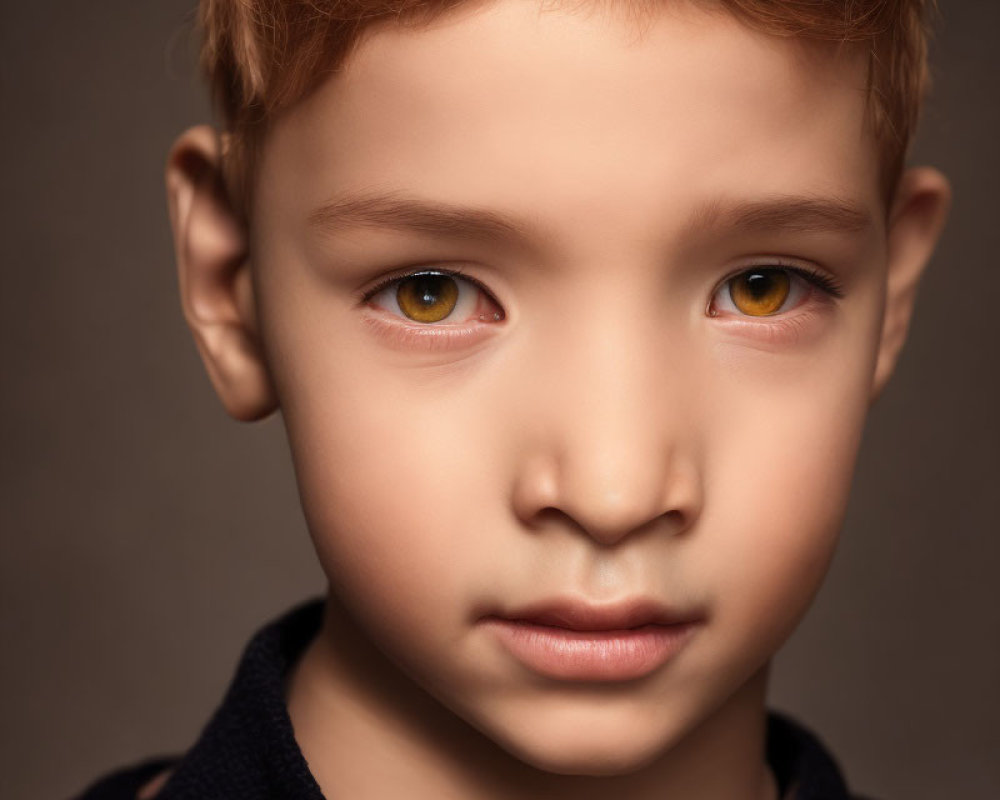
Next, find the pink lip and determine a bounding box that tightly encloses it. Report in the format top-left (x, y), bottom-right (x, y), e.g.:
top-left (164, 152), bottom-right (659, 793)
top-left (482, 599), bottom-right (702, 681)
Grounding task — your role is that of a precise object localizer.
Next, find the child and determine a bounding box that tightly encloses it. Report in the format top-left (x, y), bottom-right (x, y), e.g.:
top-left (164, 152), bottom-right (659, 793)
top-left (80, 0), bottom-right (950, 797)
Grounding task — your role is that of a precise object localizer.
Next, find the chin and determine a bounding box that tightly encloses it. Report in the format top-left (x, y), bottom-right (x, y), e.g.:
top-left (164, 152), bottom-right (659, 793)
top-left (486, 712), bottom-right (676, 776)
top-left (510, 736), bottom-right (667, 776)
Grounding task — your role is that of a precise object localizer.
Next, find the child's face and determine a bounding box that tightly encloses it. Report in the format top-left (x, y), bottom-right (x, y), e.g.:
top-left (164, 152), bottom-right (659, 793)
top-left (205, 0), bottom-right (932, 775)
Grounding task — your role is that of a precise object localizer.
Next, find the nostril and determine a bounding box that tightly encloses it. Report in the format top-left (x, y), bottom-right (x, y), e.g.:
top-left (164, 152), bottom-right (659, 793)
top-left (509, 437), bottom-right (703, 545)
top-left (661, 508), bottom-right (692, 537)
top-left (526, 502), bottom-right (689, 547)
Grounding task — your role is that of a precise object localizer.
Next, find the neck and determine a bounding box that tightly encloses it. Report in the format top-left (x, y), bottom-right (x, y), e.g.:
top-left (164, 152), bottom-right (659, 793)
top-left (287, 597), bottom-right (777, 800)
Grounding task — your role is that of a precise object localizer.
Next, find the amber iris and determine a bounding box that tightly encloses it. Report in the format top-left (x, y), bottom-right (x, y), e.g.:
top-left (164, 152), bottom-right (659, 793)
top-left (728, 269), bottom-right (791, 316)
top-left (396, 274), bottom-right (460, 322)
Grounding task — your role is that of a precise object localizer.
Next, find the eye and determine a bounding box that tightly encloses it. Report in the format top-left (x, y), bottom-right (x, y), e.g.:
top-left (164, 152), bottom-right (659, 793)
top-left (366, 270), bottom-right (504, 325)
top-left (710, 266), bottom-right (837, 318)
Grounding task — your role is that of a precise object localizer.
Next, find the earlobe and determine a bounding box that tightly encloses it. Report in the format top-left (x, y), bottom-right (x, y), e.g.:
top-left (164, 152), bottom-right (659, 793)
top-left (870, 166), bottom-right (951, 402)
top-left (165, 126), bottom-right (277, 421)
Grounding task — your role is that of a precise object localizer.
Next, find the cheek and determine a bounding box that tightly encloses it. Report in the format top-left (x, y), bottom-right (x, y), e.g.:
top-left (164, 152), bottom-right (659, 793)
top-left (278, 358), bottom-right (500, 642)
top-left (700, 348), bottom-right (873, 655)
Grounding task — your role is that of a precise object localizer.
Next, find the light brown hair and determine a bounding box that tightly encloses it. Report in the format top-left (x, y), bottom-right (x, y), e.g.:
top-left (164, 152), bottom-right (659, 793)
top-left (199, 0), bottom-right (934, 217)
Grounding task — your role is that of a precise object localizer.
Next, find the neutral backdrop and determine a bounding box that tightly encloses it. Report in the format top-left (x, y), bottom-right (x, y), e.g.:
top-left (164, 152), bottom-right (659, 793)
top-left (1, 3), bottom-right (997, 799)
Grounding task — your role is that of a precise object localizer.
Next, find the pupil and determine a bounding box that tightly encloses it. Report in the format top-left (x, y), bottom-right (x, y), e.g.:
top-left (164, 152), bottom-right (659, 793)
top-left (745, 271), bottom-right (776, 299)
top-left (413, 276), bottom-right (444, 306)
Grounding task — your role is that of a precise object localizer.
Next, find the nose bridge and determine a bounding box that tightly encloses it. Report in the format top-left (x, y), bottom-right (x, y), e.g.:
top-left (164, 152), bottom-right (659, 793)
top-left (563, 312), bottom-right (657, 457)
top-left (519, 300), bottom-right (696, 544)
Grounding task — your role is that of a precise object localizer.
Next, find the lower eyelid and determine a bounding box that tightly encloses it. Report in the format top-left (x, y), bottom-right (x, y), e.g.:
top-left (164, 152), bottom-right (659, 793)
top-left (361, 312), bottom-right (500, 351)
top-left (712, 306), bottom-right (827, 347)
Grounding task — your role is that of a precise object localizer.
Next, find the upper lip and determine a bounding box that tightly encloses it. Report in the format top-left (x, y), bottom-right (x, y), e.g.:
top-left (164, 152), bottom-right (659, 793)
top-left (488, 598), bottom-right (702, 632)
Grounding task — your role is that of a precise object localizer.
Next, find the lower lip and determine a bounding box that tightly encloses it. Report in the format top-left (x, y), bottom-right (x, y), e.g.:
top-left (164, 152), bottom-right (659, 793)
top-left (483, 618), bottom-right (699, 681)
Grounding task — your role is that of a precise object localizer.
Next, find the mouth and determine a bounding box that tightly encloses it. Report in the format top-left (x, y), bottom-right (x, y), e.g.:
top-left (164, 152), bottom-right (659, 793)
top-left (481, 598), bottom-right (703, 682)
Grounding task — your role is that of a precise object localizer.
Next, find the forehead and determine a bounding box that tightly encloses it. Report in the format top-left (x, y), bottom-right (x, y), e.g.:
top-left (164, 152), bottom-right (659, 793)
top-left (260, 0), bottom-right (880, 243)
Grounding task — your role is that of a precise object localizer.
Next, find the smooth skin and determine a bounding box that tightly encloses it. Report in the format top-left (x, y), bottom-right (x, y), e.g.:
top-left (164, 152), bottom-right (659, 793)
top-left (166, 2), bottom-right (949, 799)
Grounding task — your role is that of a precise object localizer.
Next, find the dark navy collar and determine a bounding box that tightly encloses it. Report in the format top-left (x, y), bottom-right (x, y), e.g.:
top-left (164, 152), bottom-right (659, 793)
top-left (158, 601), bottom-right (326, 800)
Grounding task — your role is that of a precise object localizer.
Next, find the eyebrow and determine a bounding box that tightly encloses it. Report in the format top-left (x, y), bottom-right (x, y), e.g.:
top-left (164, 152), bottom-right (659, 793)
top-left (307, 191), bottom-right (875, 245)
top-left (689, 196), bottom-right (874, 237)
top-left (308, 192), bottom-right (528, 244)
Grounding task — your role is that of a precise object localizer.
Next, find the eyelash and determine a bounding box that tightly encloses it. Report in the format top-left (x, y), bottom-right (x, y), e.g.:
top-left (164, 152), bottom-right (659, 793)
top-left (778, 265), bottom-right (844, 299)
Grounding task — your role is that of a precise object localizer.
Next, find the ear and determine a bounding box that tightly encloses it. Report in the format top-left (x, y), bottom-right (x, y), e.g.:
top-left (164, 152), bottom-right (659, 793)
top-left (165, 126), bottom-right (277, 421)
top-left (870, 166), bottom-right (951, 402)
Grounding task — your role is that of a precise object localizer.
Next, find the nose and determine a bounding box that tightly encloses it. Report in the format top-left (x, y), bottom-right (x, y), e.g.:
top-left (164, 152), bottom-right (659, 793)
top-left (510, 315), bottom-right (701, 546)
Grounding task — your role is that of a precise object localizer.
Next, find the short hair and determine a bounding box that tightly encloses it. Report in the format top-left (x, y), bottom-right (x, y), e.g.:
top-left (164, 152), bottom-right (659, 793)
top-left (198, 0), bottom-right (934, 218)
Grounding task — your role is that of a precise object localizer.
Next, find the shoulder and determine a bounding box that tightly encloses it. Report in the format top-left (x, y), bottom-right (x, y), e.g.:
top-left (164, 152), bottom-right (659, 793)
top-left (72, 602), bottom-right (325, 800)
top-left (74, 759), bottom-right (176, 800)
top-left (767, 712), bottom-right (875, 800)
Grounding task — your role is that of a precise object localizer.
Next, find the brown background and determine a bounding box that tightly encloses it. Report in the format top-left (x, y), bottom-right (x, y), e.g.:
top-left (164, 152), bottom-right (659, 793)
top-left (1, 2), bottom-right (997, 799)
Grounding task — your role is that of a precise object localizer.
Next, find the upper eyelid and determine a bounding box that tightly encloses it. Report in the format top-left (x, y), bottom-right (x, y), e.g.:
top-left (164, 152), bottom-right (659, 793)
top-left (714, 261), bottom-right (844, 299)
top-left (359, 267), bottom-right (494, 304)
